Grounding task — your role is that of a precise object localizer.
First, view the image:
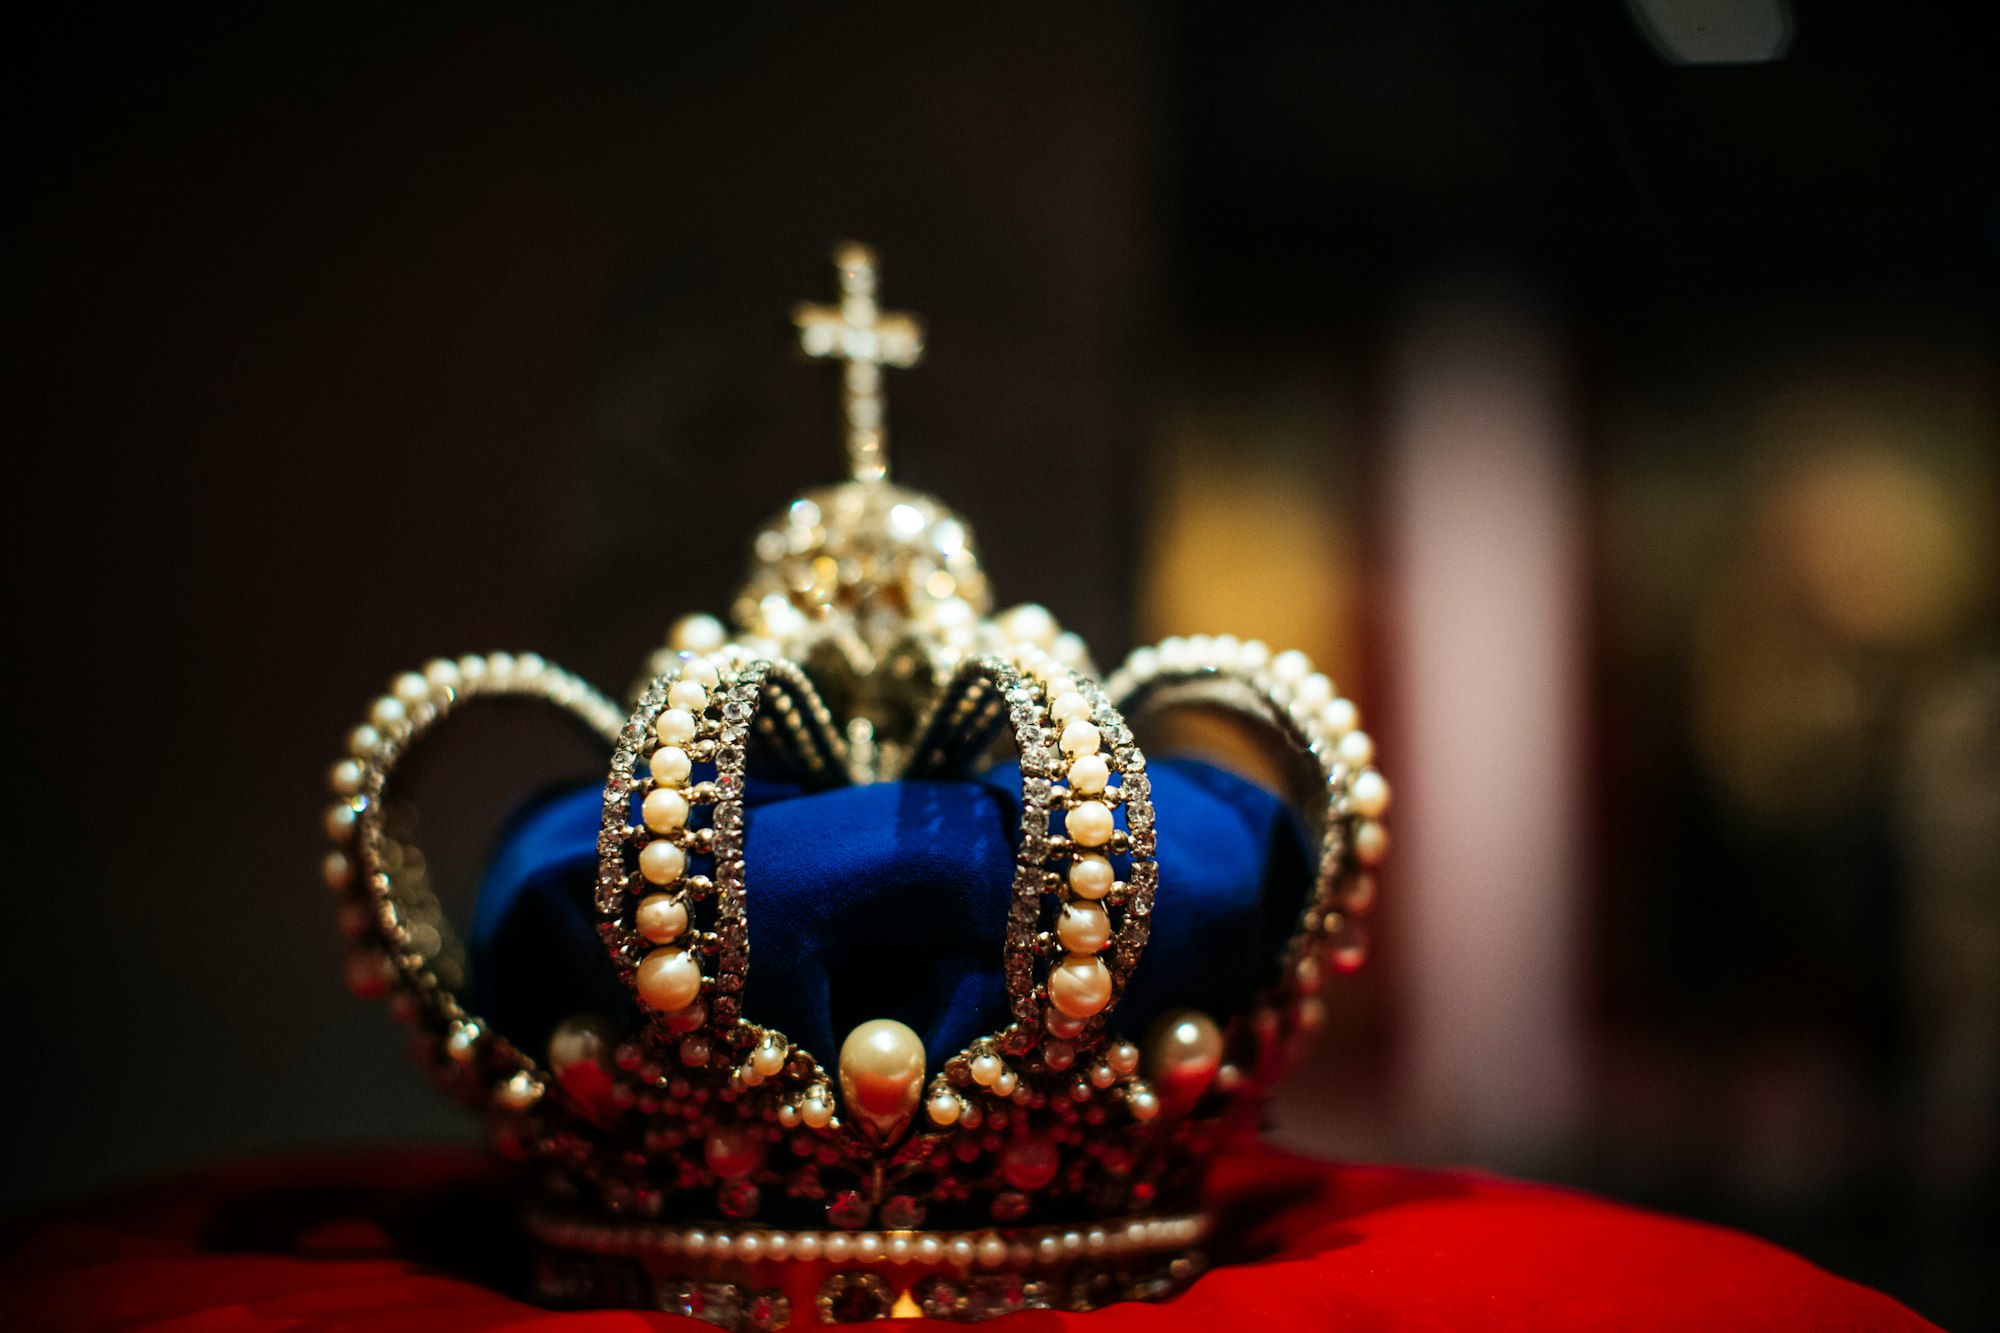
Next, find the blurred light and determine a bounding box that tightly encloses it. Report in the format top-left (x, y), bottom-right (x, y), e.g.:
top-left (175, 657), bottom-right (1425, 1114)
top-left (1627, 0), bottom-right (1793, 65)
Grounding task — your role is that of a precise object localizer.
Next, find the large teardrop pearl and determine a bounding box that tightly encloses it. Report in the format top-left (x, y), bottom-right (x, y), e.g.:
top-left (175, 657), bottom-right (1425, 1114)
top-left (838, 1018), bottom-right (926, 1143)
top-left (1143, 1008), bottom-right (1224, 1115)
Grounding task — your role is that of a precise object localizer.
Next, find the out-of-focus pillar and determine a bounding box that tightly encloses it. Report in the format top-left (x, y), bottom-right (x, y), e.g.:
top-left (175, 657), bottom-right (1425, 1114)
top-left (1382, 279), bottom-right (1588, 1169)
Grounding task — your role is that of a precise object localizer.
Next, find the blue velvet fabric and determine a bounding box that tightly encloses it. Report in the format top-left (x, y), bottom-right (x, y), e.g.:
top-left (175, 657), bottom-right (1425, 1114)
top-left (470, 759), bottom-right (1309, 1066)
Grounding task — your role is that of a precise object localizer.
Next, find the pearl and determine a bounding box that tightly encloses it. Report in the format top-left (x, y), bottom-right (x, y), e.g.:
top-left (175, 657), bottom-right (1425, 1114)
top-left (667, 679), bottom-right (709, 713)
top-left (423, 658), bottom-right (460, 690)
top-left (1000, 603), bottom-right (1056, 646)
top-left (682, 1229), bottom-right (708, 1257)
top-left (977, 1235), bottom-right (1007, 1268)
top-left (927, 1091), bottom-right (962, 1125)
top-left (635, 894), bottom-right (688, 943)
top-left (1294, 672), bottom-right (1333, 712)
top-left (392, 671), bottom-right (430, 705)
top-left (1043, 1039), bottom-right (1075, 1070)
top-left (1107, 1041), bottom-right (1140, 1075)
top-left (1069, 854), bottom-right (1114, 899)
top-left (643, 788), bottom-right (690, 834)
top-left (1048, 954), bottom-right (1112, 1017)
top-left (1239, 639), bottom-right (1271, 669)
top-left (1090, 1063), bottom-right (1116, 1089)
top-left (1066, 800), bottom-right (1114, 848)
top-left (1350, 769), bottom-right (1390, 818)
top-left (495, 1070), bottom-right (543, 1111)
top-left (680, 657), bottom-right (721, 689)
top-left (639, 839), bottom-right (686, 886)
top-left (777, 1103), bottom-right (801, 1129)
top-left (736, 1232), bottom-right (763, 1260)
top-left (917, 1235), bottom-right (942, 1263)
top-left (993, 1070), bottom-right (1019, 1097)
top-left (1067, 753), bottom-right (1110, 795)
top-left (655, 708), bottom-right (698, 746)
top-left (369, 696), bottom-right (406, 729)
top-left (1059, 718), bottom-right (1101, 757)
top-left (856, 1233), bottom-right (882, 1261)
top-left (1144, 1009), bottom-right (1224, 1114)
top-left (1323, 697), bottom-right (1359, 736)
top-left (1044, 1010), bottom-right (1087, 1039)
top-left (887, 1234), bottom-right (910, 1262)
top-left (751, 1040), bottom-right (786, 1077)
top-left (324, 802), bottom-right (357, 840)
top-left (1272, 649), bottom-right (1311, 683)
top-left (947, 1237), bottom-right (974, 1266)
top-left (1354, 819), bottom-right (1389, 865)
top-left (824, 1234), bottom-right (851, 1263)
top-left (1126, 646), bottom-right (1160, 677)
top-left (650, 746), bottom-right (692, 786)
top-left (1049, 691), bottom-right (1091, 725)
top-left (678, 1035), bottom-right (710, 1066)
top-left (321, 849), bottom-right (353, 890)
top-left (794, 1232), bottom-right (822, 1261)
top-left (999, 1133), bottom-right (1060, 1190)
top-left (637, 947), bottom-right (701, 1012)
top-left (547, 1014), bottom-right (616, 1098)
top-left (1128, 1087), bottom-right (1160, 1121)
top-left (970, 1054), bottom-right (1002, 1086)
top-left (801, 1095), bottom-right (833, 1129)
top-left (838, 1018), bottom-right (925, 1141)
top-left (1057, 900), bottom-right (1111, 954)
top-left (347, 724), bottom-right (381, 756)
top-left (1337, 729), bottom-right (1375, 768)
top-left (704, 1123), bottom-right (764, 1179)
top-left (328, 758), bottom-right (364, 797)
top-left (671, 613), bottom-right (726, 653)
top-left (766, 1232), bottom-right (791, 1260)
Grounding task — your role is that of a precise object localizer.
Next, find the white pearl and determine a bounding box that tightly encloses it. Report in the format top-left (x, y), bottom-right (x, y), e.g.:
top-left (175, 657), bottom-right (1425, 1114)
top-left (1059, 718), bottom-right (1101, 757)
top-left (917, 1235), bottom-right (943, 1262)
top-left (801, 1094), bottom-right (833, 1129)
top-left (681, 657), bottom-right (721, 689)
top-left (1067, 753), bottom-right (1110, 795)
top-left (392, 672), bottom-right (430, 705)
top-left (824, 1234), bottom-right (851, 1263)
top-left (1158, 636), bottom-right (1189, 668)
top-left (1108, 1042), bottom-right (1140, 1075)
top-left (1351, 769), bottom-right (1390, 818)
top-left (324, 802), bottom-right (357, 840)
top-left (856, 1233), bottom-right (883, 1261)
top-left (794, 1232), bottom-right (822, 1260)
top-left (1238, 639), bottom-right (1270, 669)
top-left (1057, 900), bottom-right (1111, 954)
top-left (347, 724), bottom-right (380, 756)
top-left (636, 894), bottom-right (687, 943)
top-left (970, 1054), bottom-right (1002, 1086)
top-left (766, 1232), bottom-right (791, 1260)
top-left (887, 1234), bottom-right (910, 1262)
top-left (1145, 1009), bottom-right (1225, 1112)
top-left (637, 947), bottom-right (701, 1011)
top-left (1048, 954), bottom-right (1112, 1017)
top-left (321, 850), bottom-right (353, 889)
top-left (1272, 649), bottom-right (1311, 683)
top-left (1294, 673), bottom-right (1333, 712)
top-left (928, 1091), bottom-right (962, 1125)
top-left (948, 1237), bottom-right (974, 1266)
top-left (643, 788), bottom-right (689, 833)
top-left (993, 1070), bottom-right (1019, 1097)
top-left (839, 1019), bottom-right (925, 1141)
top-left (1338, 729), bottom-right (1375, 768)
top-left (1127, 646), bottom-right (1160, 678)
top-left (639, 840), bottom-right (686, 886)
top-left (1354, 819), bottom-right (1389, 865)
top-left (1000, 603), bottom-right (1056, 646)
top-left (667, 679), bottom-right (709, 713)
top-left (328, 758), bottom-right (364, 797)
top-left (369, 696), bottom-right (405, 729)
top-left (1323, 697), bottom-right (1359, 736)
top-left (655, 708), bottom-right (697, 746)
top-left (777, 1103), bottom-right (801, 1128)
top-left (735, 1232), bottom-right (762, 1259)
top-left (1049, 691), bottom-right (1090, 725)
top-left (751, 1040), bottom-right (786, 1077)
top-left (1067, 801), bottom-right (1114, 848)
top-left (1069, 854), bottom-right (1115, 899)
top-left (423, 658), bottom-right (461, 690)
top-left (1128, 1087), bottom-right (1160, 1121)
top-left (671, 613), bottom-right (726, 652)
top-left (650, 746), bottom-right (692, 786)
top-left (977, 1235), bottom-right (1007, 1268)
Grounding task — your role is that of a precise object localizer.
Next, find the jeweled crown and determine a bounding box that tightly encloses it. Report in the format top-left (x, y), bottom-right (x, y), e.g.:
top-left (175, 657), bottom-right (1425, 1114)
top-left (320, 244), bottom-right (1388, 1326)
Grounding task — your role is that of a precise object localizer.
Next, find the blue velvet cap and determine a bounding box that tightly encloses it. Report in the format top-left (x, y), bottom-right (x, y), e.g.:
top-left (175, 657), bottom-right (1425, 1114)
top-left (470, 758), bottom-right (1309, 1066)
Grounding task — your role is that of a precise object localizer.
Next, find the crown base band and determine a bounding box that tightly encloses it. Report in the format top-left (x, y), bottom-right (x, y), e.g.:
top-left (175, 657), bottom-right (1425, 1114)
top-left (528, 1207), bottom-right (1209, 1325)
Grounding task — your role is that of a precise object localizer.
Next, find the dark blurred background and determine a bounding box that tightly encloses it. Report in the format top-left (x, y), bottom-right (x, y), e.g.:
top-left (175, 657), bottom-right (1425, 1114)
top-left (3, 3), bottom-right (1994, 1327)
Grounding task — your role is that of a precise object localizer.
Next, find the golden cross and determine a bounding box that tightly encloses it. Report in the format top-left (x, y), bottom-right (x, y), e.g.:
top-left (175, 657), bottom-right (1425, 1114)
top-left (793, 242), bottom-right (924, 483)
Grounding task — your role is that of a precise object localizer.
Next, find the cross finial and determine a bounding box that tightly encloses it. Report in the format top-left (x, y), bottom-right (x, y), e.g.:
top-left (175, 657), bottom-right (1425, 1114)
top-left (793, 242), bottom-right (924, 483)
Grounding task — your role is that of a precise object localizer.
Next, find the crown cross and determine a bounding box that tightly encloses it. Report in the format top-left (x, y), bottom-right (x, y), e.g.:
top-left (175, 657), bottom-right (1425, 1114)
top-left (793, 242), bottom-right (925, 484)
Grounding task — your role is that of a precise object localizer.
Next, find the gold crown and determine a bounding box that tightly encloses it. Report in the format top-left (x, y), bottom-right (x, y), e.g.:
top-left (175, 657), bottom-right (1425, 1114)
top-left (319, 244), bottom-right (1388, 1326)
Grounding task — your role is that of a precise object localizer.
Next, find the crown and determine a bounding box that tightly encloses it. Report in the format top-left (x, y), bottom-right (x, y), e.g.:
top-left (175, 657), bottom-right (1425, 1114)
top-left (320, 244), bottom-right (1388, 1327)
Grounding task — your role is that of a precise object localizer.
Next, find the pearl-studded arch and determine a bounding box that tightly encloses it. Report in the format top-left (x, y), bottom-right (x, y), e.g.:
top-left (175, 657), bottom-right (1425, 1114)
top-left (321, 654), bottom-right (625, 1109)
top-left (1106, 638), bottom-right (1387, 1027)
top-left (904, 653), bottom-right (1159, 1056)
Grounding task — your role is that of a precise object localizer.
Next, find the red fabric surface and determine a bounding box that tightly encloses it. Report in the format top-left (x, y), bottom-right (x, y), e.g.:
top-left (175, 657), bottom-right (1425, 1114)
top-left (2, 1145), bottom-right (1934, 1332)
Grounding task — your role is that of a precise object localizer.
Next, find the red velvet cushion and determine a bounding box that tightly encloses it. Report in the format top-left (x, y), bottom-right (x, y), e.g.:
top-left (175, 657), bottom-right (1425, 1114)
top-left (3, 1145), bottom-right (1934, 1331)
